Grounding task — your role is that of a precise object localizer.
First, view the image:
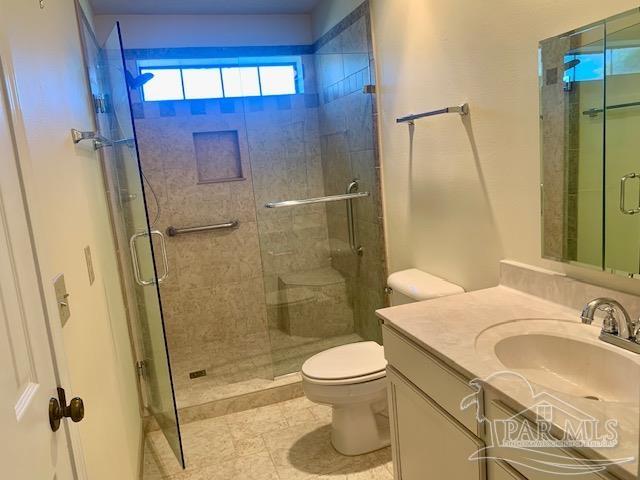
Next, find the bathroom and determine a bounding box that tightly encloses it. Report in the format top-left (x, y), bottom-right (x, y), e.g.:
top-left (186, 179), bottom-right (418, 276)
top-left (2, 0), bottom-right (640, 479)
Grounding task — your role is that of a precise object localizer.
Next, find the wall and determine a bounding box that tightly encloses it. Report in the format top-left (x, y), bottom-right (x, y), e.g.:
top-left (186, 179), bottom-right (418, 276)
top-left (371, 0), bottom-right (640, 296)
top-left (0, 1), bottom-right (141, 479)
top-left (94, 14), bottom-right (313, 48)
top-left (311, 0), bottom-right (366, 40)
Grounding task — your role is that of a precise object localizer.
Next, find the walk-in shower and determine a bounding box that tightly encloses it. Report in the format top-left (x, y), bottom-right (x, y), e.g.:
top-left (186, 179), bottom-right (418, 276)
top-left (77, 0), bottom-right (386, 468)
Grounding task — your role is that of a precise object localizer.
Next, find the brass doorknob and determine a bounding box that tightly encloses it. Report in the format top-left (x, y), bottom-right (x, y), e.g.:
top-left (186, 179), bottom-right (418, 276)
top-left (49, 387), bottom-right (85, 432)
top-left (68, 396), bottom-right (85, 423)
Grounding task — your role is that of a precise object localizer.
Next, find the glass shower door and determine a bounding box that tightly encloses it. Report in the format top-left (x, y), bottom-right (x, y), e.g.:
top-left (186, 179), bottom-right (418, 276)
top-left (252, 4), bottom-right (387, 377)
top-left (77, 18), bottom-right (185, 467)
top-left (604, 11), bottom-right (640, 274)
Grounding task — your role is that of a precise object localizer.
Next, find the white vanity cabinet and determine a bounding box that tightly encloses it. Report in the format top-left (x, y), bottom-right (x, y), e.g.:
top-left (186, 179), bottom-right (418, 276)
top-left (383, 325), bottom-right (624, 480)
top-left (387, 368), bottom-right (485, 479)
top-left (383, 325), bottom-right (486, 480)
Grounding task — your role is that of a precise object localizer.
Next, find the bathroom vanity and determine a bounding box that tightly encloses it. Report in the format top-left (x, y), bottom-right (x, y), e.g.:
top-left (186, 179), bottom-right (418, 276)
top-left (377, 262), bottom-right (640, 480)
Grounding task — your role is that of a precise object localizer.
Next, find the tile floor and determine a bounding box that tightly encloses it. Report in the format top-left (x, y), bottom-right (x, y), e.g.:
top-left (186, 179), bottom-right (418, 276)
top-left (144, 396), bottom-right (393, 480)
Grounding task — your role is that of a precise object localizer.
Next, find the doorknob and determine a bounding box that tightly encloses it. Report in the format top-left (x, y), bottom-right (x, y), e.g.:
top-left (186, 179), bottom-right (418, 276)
top-left (49, 387), bottom-right (85, 432)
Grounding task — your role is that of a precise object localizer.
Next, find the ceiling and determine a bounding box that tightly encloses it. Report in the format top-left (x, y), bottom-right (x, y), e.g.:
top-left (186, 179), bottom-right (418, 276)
top-left (90, 0), bottom-right (322, 15)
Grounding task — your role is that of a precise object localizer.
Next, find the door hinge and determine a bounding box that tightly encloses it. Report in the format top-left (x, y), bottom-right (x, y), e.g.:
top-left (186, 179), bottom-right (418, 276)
top-left (93, 94), bottom-right (108, 114)
top-left (136, 360), bottom-right (147, 378)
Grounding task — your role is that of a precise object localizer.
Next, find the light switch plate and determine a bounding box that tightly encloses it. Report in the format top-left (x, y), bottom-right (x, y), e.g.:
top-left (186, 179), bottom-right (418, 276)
top-left (84, 245), bottom-right (95, 285)
top-left (53, 274), bottom-right (71, 327)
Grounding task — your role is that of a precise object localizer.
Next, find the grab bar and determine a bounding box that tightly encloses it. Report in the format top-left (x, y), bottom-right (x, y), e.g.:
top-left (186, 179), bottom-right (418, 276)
top-left (129, 230), bottom-right (169, 286)
top-left (166, 220), bottom-right (239, 237)
top-left (396, 103), bottom-right (469, 124)
top-left (265, 191), bottom-right (369, 209)
top-left (346, 180), bottom-right (363, 256)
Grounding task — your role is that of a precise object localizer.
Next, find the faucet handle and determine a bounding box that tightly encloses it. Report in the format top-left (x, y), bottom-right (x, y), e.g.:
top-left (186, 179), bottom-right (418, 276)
top-left (600, 306), bottom-right (619, 335)
top-left (631, 319), bottom-right (640, 342)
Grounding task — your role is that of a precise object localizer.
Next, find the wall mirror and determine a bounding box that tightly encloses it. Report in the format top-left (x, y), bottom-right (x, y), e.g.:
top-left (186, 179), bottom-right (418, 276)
top-left (540, 7), bottom-right (640, 276)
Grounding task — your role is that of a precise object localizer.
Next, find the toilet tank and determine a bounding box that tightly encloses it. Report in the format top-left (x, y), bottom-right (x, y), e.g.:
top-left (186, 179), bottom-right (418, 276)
top-left (387, 269), bottom-right (464, 306)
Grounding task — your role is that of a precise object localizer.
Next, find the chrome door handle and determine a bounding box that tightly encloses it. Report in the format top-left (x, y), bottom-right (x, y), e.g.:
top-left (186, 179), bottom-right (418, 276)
top-left (620, 173), bottom-right (640, 215)
top-left (129, 230), bottom-right (169, 286)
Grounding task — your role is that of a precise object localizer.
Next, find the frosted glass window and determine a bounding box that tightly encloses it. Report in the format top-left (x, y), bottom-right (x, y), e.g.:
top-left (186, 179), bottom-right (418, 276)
top-left (141, 69), bottom-right (184, 101)
top-left (259, 66), bottom-right (297, 95)
top-left (183, 68), bottom-right (223, 99)
top-left (610, 47), bottom-right (640, 75)
top-left (222, 67), bottom-right (260, 97)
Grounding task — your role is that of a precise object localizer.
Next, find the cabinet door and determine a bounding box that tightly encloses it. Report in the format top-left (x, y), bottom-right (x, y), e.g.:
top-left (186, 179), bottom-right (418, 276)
top-left (388, 368), bottom-right (485, 480)
top-left (487, 460), bottom-right (527, 480)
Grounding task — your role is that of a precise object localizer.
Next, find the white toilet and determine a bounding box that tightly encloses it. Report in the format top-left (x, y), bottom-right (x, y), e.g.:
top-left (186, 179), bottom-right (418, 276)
top-left (301, 268), bottom-right (464, 456)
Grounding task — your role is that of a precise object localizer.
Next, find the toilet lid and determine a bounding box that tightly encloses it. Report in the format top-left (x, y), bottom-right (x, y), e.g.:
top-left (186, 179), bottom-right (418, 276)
top-left (301, 341), bottom-right (386, 381)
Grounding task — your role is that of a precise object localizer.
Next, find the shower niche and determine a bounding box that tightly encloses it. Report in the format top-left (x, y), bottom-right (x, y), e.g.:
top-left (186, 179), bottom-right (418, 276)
top-left (193, 130), bottom-right (244, 183)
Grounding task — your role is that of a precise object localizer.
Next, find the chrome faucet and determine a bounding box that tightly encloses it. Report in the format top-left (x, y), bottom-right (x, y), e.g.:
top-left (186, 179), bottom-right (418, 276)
top-left (581, 298), bottom-right (640, 353)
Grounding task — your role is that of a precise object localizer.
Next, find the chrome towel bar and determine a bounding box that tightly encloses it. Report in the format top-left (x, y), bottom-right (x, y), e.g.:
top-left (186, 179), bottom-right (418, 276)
top-left (166, 220), bottom-right (239, 237)
top-left (265, 191), bottom-right (369, 209)
top-left (583, 100), bottom-right (640, 117)
top-left (396, 103), bottom-right (469, 124)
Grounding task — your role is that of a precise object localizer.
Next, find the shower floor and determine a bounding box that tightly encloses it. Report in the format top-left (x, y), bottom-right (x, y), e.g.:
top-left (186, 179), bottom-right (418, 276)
top-left (143, 396), bottom-right (393, 479)
top-left (171, 331), bottom-right (364, 410)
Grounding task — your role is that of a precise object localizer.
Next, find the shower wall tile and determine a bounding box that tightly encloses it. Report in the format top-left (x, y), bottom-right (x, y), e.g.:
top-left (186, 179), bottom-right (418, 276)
top-left (341, 16), bottom-right (369, 54)
top-left (190, 100), bottom-right (207, 115)
top-left (159, 101), bottom-right (176, 117)
top-left (135, 91), bottom-right (336, 388)
top-left (313, 1), bottom-right (388, 343)
top-left (131, 102), bottom-right (145, 119)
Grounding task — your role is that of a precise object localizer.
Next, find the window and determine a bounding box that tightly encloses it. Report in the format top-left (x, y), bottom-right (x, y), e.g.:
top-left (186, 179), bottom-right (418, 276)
top-left (140, 62), bottom-right (299, 101)
top-left (221, 67), bottom-right (261, 98)
top-left (140, 68), bottom-right (184, 101)
top-left (259, 66), bottom-right (297, 96)
top-left (563, 47), bottom-right (640, 83)
top-left (182, 68), bottom-right (223, 99)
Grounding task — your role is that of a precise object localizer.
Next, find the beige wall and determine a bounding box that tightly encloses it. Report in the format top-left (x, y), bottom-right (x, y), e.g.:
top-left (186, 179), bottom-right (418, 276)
top-left (371, 0), bottom-right (640, 296)
top-left (0, 0), bottom-right (141, 479)
top-left (94, 14), bottom-right (313, 48)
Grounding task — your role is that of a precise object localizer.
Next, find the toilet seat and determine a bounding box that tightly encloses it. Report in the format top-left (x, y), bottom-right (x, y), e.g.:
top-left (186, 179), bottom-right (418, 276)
top-left (301, 341), bottom-right (387, 386)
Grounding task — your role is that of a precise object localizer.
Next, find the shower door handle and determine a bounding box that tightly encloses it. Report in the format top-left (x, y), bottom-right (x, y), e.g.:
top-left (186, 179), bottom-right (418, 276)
top-left (620, 173), bottom-right (640, 215)
top-left (129, 230), bottom-right (169, 286)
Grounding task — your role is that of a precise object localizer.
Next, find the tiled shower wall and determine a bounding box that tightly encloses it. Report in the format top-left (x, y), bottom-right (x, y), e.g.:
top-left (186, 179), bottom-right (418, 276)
top-left (129, 53), bottom-right (336, 396)
top-left (125, 0), bottom-right (386, 405)
top-left (314, 3), bottom-right (387, 343)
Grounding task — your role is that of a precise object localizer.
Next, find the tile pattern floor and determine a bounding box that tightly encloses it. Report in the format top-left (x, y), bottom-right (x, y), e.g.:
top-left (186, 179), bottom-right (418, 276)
top-left (144, 396), bottom-right (393, 480)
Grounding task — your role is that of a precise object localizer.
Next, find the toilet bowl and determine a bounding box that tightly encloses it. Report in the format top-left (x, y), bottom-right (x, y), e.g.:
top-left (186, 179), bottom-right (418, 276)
top-left (301, 341), bottom-right (389, 456)
top-left (302, 268), bottom-right (464, 456)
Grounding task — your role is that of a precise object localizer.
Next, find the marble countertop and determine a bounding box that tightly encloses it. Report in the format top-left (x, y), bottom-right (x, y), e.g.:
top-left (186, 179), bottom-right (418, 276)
top-left (376, 286), bottom-right (639, 480)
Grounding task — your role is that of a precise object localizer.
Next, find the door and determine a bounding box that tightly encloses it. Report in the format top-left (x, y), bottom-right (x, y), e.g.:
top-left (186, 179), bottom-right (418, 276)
top-left (604, 11), bottom-right (640, 274)
top-left (75, 18), bottom-right (185, 467)
top-left (0, 55), bottom-right (76, 479)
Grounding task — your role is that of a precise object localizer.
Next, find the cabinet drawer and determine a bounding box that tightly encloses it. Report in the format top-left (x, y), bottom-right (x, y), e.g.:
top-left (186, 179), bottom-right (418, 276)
top-left (383, 325), bottom-right (481, 435)
top-left (486, 400), bottom-right (617, 480)
top-left (388, 368), bottom-right (485, 480)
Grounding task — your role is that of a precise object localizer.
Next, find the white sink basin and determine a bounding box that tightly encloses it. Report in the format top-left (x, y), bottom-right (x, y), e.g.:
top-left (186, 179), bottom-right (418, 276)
top-left (476, 319), bottom-right (640, 403)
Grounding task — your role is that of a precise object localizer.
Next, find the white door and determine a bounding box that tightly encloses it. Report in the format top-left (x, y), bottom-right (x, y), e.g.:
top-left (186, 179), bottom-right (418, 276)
top-left (0, 56), bottom-right (77, 479)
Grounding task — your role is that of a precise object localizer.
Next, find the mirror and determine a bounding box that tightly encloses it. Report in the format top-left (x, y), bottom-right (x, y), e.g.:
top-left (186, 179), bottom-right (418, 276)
top-left (540, 7), bottom-right (640, 276)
